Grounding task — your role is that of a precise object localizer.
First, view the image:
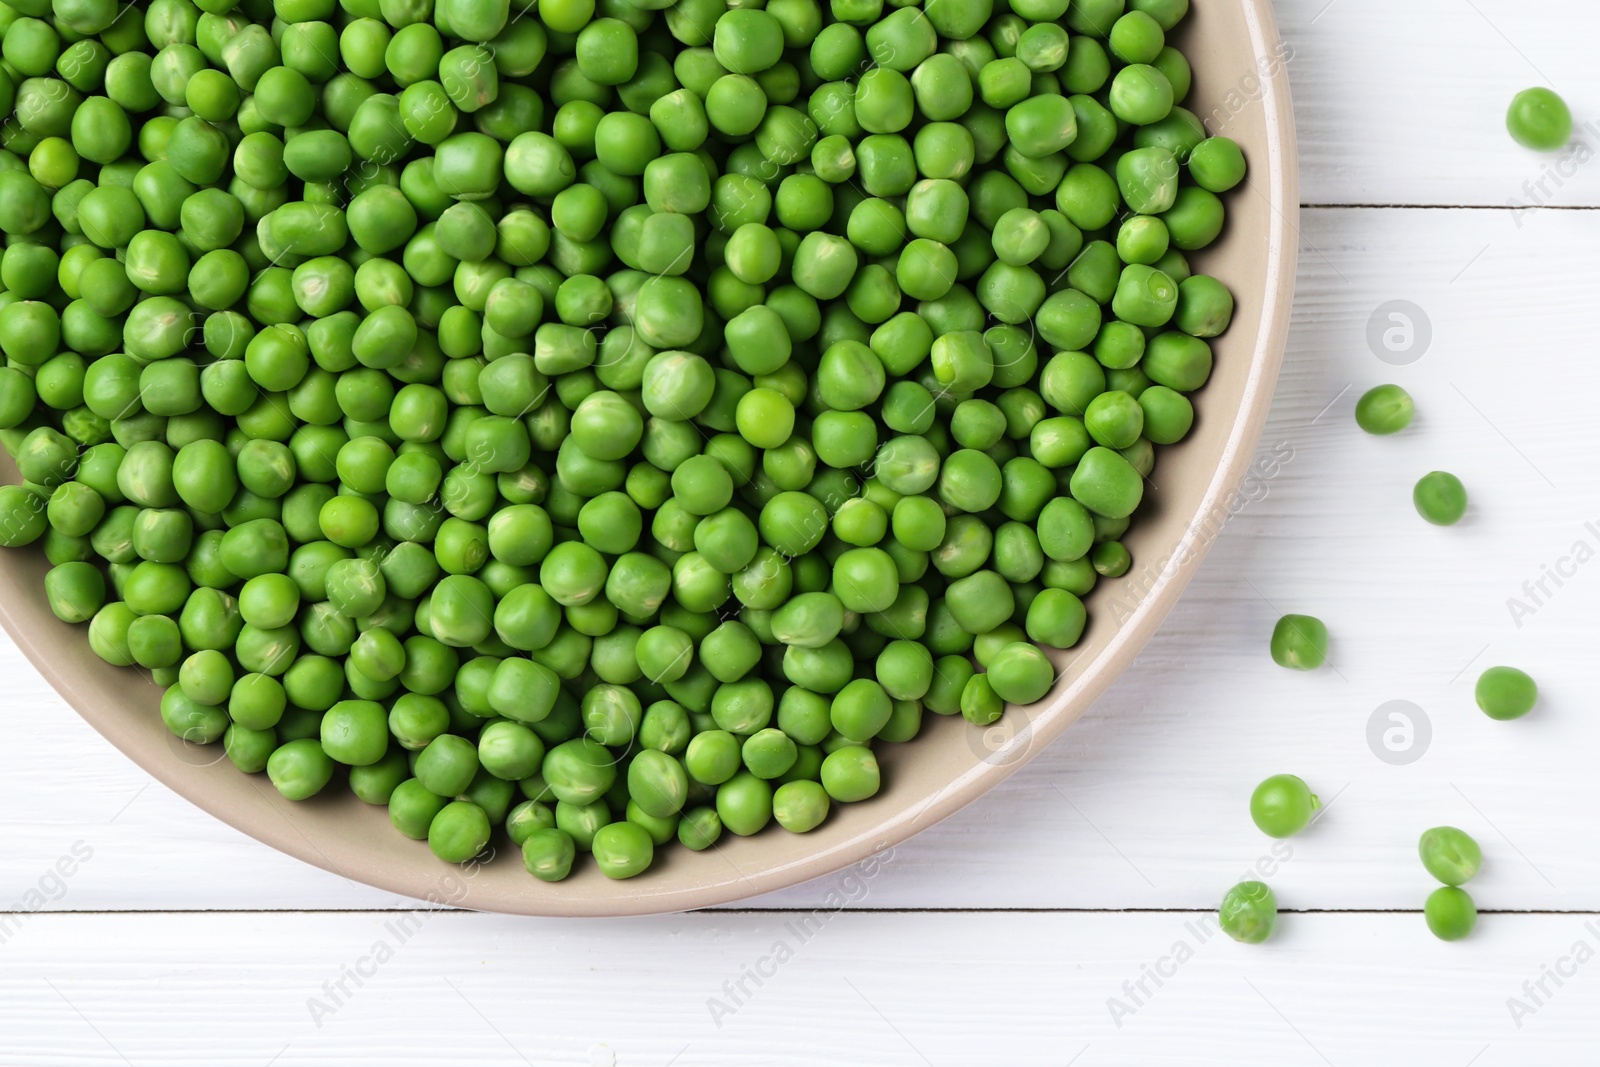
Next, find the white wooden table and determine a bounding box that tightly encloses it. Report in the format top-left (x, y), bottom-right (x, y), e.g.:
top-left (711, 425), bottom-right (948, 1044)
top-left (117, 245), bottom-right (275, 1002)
top-left (8, 1), bottom-right (1600, 1062)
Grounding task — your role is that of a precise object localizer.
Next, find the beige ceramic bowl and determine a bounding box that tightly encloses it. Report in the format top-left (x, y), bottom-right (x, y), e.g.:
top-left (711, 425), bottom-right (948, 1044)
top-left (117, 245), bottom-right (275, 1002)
top-left (0, 0), bottom-right (1297, 916)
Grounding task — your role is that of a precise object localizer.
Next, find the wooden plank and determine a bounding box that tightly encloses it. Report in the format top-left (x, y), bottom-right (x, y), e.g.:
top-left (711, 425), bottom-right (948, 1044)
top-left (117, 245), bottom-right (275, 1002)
top-left (0, 910), bottom-right (1595, 1065)
top-left (2, 205), bottom-right (1596, 912)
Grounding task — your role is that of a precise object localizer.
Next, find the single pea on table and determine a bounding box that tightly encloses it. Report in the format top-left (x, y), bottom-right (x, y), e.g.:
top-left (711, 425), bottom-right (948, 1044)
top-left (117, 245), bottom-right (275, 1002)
top-left (1353, 384), bottom-right (1412, 436)
top-left (1219, 879), bottom-right (1277, 944)
top-left (0, 0), bottom-right (1249, 884)
top-left (1249, 773), bottom-right (1319, 839)
top-left (1507, 87), bottom-right (1573, 153)
top-left (1269, 613), bottom-right (1327, 671)
top-left (1413, 471), bottom-right (1468, 527)
top-left (1476, 665), bottom-right (1538, 721)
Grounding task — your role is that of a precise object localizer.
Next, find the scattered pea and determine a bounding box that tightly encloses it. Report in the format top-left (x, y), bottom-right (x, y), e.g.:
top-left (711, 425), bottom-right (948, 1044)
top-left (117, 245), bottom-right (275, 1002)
top-left (1414, 471), bottom-right (1468, 527)
top-left (1354, 385), bottom-right (1413, 436)
top-left (1475, 666), bottom-right (1537, 721)
top-left (1424, 886), bottom-right (1478, 942)
top-left (1269, 614), bottom-right (1328, 671)
top-left (1249, 774), bottom-right (1319, 839)
top-left (1219, 880), bottom-right (1277, 944)
top-left (1507, 88), bottom-right (1573, 152)
top-left (1418, 827), bottom-right (1482, 887)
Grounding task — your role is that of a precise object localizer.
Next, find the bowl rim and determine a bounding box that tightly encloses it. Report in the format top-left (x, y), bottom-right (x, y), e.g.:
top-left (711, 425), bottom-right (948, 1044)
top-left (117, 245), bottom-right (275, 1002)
top-left (0, 0), bottom-right (1298, 917)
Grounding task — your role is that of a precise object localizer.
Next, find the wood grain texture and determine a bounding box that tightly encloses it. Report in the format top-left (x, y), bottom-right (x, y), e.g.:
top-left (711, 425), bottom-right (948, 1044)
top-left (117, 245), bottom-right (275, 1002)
top-left (1, 910), bottom-right (1596, 1066)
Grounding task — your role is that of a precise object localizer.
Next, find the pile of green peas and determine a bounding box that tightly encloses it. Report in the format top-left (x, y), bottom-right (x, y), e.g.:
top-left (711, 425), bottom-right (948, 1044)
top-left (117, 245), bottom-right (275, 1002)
top-left (0, 0), bottom-right (1242, 882)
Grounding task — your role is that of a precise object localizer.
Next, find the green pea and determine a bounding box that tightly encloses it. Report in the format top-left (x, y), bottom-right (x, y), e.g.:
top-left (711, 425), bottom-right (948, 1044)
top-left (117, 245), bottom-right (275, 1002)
top-left (1424, 886), bottom-right (1477, 942)
top-left (1352, 384), bottom-right (1412, 436)
top-left (520, 827), bottom-right (576, 881)
top-left (819, 745), bottom-right (879, 802)
top-left (618, 749), bottom-right (684, 821)
top-left (318, 698), bottom-right (387, 765)
top-left (1068, 447), bottom-right (1143, 519)
top-left (1413, 471), bottom-right (1468, 527)
top-left (383, 778), bottom-right (445, 840)
top-left (1162, 186), bottom-right (1225, 251)
top-left (537, 737), bottom-right (613, 807)
top-left (715, 770), bottom-right (773, 835)
top-left (1188, 136), bottom-right (1247, 191)
top-left (1249, 774), bottom-right (1319, 838)
top-left (772, 779), bottom-right (830, 833)
top-left (1419, 827), bottom-right (1483, 887)
top-left (267, 737), bottom-right (334, 800)
top-left (1269, 614), bottom-right (1328, 671)
top-left (591, 820), bottom-right (654, 879)
top-left (1219, 880), bottom-right (1276, 944)
top-left (1506, 87), bottom-right (1571, 152)
top-left (429, 800), bottom-right (491, 863)
top-left (1475, 666), bottom-right (1537, 721)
